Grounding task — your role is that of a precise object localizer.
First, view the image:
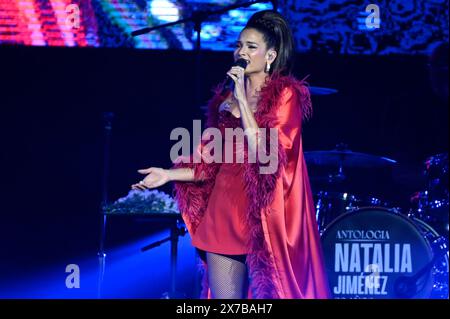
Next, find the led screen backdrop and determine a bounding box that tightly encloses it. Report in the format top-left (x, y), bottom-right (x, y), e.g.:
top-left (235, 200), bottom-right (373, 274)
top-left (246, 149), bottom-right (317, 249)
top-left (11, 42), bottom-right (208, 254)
top-left (0, 0), bottom-right (448, 54)
top-left (0, 0), bottom-right (273, 50)
top-left (286, 0), bottom-right (449, 55)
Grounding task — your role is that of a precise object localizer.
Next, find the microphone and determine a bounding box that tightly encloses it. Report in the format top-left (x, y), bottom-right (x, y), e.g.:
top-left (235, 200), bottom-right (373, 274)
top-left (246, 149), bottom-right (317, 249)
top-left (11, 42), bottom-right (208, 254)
top-left (223, 58), bottom-right (248, 92)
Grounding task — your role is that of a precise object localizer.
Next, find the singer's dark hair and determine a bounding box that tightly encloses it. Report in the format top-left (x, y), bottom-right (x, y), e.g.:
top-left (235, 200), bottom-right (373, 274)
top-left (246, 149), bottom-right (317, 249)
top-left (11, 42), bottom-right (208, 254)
top-left (244, 10), bottom-right (295, 76)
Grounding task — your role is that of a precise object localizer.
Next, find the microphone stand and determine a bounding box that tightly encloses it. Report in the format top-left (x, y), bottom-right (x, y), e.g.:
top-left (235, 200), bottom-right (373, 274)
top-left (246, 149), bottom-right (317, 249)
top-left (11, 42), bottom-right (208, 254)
top-left (140, 219), bottom-right (187, 298)
top-left (97, 111), bottom-right (114, 299)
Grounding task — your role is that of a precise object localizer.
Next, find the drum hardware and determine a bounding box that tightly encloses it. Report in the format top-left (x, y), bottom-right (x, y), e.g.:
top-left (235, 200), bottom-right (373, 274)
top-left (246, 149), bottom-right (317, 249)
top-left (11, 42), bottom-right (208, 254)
top-left (306, 144), bottom-right (398, 232)
top-left (305, 143), bottom-right (396, 232)
top-left (408, 152), bottom-right (449, 236)
top-left (430, 236), bottom-right (449, 298)
top-left (424, 153), bottom-right (448, 197)
top-left (315, 191), bottom-right (360, 233)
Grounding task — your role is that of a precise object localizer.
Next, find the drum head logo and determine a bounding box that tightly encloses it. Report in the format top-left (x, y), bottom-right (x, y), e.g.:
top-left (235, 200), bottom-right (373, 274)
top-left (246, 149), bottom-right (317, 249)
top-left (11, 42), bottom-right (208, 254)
top-left (321, 208), bottom-right (435, 299)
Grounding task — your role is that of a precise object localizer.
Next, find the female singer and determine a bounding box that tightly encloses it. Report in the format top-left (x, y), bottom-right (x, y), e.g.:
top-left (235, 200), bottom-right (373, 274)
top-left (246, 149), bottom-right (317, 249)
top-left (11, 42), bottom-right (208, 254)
top-left (133, 10), bottom-right (330, 299)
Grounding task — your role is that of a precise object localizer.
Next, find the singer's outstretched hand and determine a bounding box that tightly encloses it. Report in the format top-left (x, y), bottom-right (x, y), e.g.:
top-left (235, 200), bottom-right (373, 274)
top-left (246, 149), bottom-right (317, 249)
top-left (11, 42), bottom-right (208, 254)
top-left (131, 167), bottom-right (170, 190)
top-left (227, 65), bottom-right (247, 103)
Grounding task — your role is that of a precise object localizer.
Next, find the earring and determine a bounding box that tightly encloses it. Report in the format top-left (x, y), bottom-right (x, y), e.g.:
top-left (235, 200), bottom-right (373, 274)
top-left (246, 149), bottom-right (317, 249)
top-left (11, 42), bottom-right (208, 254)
top-left (265, 62), bottom-right (271, 73)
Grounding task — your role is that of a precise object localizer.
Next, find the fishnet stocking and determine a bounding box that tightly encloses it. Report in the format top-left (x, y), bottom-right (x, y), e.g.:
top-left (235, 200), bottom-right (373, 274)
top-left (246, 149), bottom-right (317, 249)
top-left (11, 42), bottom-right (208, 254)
top-left (206, 252), bottom-right (249, 299)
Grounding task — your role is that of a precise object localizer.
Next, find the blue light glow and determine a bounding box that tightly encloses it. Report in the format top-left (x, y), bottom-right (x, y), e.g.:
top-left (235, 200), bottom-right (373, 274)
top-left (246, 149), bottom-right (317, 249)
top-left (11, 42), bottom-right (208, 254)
top-left (0, 232), bottom-right (197, 298)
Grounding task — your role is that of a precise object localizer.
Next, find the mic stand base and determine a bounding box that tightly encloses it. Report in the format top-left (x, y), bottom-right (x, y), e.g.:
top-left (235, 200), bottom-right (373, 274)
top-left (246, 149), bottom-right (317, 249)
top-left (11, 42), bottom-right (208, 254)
top-left (140, 220), bottom-right (187, 299)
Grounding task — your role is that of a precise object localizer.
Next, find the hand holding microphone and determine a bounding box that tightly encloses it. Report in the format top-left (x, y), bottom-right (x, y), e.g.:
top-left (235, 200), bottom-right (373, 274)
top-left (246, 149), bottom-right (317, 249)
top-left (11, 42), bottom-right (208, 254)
top-left (224, 58), bottom-right (248, 88)
top-left (225, 58), bottom-right (248, 101)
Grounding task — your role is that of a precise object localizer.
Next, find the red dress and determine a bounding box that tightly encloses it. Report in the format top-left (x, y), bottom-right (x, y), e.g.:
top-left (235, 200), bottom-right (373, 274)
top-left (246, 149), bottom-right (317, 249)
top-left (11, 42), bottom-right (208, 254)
top-left (191, 112), bottom-right (250, 255)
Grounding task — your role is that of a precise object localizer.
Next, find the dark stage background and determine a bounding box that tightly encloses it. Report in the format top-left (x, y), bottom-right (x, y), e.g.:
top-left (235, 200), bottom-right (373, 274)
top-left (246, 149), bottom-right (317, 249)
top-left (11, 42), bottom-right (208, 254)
top-left (0, 45), bottom-right (448, 297)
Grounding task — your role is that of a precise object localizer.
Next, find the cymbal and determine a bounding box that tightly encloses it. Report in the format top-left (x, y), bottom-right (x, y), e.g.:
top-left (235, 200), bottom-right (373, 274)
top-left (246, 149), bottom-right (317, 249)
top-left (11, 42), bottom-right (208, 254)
top-left (309, 86), bottom-right (338, 95)
top-left (305, 150), bottom-right (397, 168)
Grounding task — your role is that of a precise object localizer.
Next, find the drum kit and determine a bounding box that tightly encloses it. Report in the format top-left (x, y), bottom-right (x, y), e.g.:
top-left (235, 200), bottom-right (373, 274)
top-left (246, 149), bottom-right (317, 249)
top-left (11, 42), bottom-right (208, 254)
top-left (305, 144), bottom-right (449, 299)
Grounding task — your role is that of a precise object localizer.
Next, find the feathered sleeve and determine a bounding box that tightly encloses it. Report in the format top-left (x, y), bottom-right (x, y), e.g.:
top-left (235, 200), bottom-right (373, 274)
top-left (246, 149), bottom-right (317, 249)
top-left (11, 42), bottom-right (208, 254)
top-left (171, 88), bottom-right (224, 234)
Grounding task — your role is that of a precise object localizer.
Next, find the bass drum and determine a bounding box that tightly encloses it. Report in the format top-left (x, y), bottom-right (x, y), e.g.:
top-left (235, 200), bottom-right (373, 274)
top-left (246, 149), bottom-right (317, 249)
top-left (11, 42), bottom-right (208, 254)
top-left (321, 207), bottom-right (449, 299)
